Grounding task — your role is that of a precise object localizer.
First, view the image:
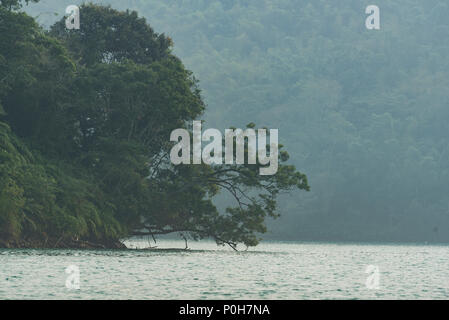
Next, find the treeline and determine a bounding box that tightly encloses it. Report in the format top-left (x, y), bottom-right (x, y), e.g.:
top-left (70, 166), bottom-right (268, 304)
top-left (0, 1), bottom-right (308, 248)
top-left (27, 0), bottom-right (449, 242)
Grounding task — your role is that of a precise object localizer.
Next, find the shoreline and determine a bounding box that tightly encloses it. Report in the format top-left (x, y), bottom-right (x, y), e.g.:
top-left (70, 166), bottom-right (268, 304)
top-left (3, 238), bottom-right (449, 250)
top-left (0, 238), bottom-right (127, 250)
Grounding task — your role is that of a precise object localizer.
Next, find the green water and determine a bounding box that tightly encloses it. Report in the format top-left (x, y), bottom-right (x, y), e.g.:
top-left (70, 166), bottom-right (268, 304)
top-left (0, 240), bottom-right (448, 299)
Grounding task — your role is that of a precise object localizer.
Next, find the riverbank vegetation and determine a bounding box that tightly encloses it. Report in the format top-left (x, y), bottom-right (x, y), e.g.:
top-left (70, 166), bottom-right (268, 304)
top-left (0, 0), bottom-right (309, 249)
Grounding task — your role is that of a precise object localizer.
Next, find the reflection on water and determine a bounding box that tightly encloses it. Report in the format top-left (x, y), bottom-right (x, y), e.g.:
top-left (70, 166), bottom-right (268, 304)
top-left (1, 240), bottom-right (448, 299)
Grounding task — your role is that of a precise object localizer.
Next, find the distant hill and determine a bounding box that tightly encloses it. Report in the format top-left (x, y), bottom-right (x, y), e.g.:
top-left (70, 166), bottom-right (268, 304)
top-left (26, 0), bottom-right (449, 242)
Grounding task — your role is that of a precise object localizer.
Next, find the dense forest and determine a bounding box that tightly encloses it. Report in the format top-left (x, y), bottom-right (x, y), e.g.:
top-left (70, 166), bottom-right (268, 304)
top-left (14, 0), bottom-right (449, 243)
top-left (0, 0), bottom-right (308, 248)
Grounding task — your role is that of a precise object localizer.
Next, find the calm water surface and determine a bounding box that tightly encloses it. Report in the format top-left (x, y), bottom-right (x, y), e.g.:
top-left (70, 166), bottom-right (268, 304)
top-left (0, 240), bottom-right (448, 299)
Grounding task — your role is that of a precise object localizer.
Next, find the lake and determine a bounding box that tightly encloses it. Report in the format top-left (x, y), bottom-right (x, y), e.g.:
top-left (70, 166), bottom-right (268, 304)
top-left (0, 240), bottom-right (448, 299)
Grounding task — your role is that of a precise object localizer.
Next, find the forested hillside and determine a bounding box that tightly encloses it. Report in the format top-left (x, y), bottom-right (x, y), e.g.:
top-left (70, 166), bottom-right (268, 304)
top-left (1, 1), bottom-right (307, 248)
top-left (26, 0), bottom-right (449, 242)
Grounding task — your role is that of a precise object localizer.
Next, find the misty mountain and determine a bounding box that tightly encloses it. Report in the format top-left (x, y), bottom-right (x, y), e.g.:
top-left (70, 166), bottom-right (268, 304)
top-left (26, 0), bottom-right (449, 242)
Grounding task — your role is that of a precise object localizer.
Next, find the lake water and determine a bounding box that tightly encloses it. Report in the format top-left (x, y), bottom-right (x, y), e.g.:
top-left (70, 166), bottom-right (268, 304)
top-left (0, 239), bottom-right (448, 299)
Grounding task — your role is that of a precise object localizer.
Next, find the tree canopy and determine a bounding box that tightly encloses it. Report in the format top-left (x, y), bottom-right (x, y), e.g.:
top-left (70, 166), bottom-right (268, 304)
top-left (0, 3), bottom-right (308, 248)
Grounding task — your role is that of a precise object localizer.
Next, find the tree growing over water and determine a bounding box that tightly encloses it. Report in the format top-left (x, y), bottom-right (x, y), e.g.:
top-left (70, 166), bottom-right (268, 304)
top-left (0, 2), bottom-right (309, 248)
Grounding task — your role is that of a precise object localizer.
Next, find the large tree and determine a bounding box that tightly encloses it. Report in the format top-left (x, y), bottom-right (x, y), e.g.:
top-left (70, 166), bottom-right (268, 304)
top-left (0, 3), bottom-right (309, 248)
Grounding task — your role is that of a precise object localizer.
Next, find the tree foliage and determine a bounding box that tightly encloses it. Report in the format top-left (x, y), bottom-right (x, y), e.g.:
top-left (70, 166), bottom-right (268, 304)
top-left (0, 3), bottom-right (308, 248)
